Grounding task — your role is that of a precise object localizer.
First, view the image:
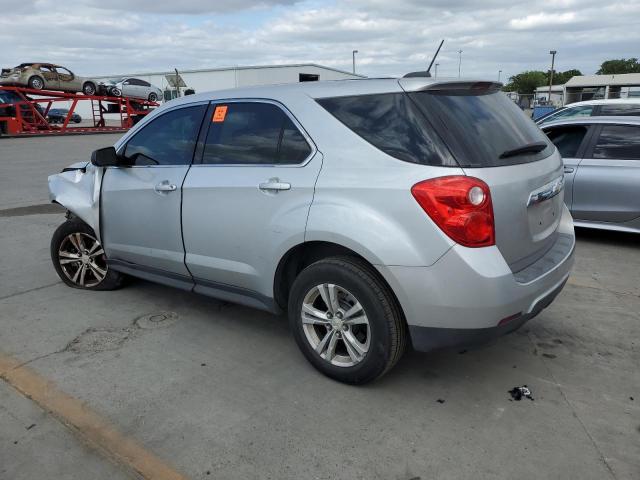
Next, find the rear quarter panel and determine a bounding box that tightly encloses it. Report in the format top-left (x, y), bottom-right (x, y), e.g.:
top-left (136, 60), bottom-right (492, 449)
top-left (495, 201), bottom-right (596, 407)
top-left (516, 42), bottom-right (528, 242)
top-left (294, 96), bottom-right (457, 267)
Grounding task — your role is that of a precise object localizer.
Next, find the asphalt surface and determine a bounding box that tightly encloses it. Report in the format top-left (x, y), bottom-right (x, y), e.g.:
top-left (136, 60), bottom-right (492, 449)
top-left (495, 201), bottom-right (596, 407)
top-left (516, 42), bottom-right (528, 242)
top-left (1, 134), bottom-right (639, 480)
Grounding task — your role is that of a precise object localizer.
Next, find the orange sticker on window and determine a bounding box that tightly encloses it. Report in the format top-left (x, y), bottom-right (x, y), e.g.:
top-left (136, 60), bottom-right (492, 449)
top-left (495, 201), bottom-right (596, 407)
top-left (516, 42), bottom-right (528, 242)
top-left (212, 105), bottom-right (228, 122)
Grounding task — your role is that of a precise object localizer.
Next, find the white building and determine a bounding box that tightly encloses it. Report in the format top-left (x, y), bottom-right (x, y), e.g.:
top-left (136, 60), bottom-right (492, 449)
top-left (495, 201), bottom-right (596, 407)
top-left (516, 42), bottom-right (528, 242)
top-left (67, 63), bottom-right (363, 119)
top-left (534, 85), bottom-right (564, 107)
top-left (564, 73), bottom-right (640, 104)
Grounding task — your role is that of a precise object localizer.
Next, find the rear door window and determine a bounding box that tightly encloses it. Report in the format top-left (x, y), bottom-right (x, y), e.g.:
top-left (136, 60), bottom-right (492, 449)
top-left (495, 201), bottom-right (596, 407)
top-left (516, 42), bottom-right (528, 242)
top-left (591, 125), bottom-right (640, 160)
top-left (317, 93), bottom-right (455, 166)
top-left (409, 89), bottom-right (553, 167)
top-left (598, 104), bottom-right (640, 116)
top-left (544, 125), bottom-right (589, 158)
top-left (202, 102), bottom-right (311, 165)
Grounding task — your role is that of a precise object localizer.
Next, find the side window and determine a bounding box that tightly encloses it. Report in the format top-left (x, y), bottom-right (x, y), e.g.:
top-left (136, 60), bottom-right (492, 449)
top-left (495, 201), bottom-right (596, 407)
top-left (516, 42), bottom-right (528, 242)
top-left (202, 102), bottom-right (311, 165)
top-left (139, 80), bottom-right (151, 87)
top-left (124, 105), bottom-right (206, 166)
top-left (544, 126), bottom-right (588, 158)
top-left (598, 104), bottom-right (640, 116)
top-left (555, 105), bottom-right (594, 119)
top-left (317, 93), bottom-right (453, 166)
top-left (592, 125), bottom-right (640, 160)
top-left (279, 117), bottom-right (312, 163)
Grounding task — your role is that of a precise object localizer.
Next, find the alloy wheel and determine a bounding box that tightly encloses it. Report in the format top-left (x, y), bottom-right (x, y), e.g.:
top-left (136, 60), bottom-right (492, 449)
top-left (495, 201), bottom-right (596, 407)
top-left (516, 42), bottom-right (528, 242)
top-left (301, 283), bottom-right (370, 367)
top-left (57, 232), bottom-right (107, 288)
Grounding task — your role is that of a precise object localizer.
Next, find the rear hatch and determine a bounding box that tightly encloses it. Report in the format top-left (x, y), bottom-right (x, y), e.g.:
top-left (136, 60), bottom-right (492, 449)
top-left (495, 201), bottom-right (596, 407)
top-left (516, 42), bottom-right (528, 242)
top-left (400, 79), bottom-right (564, 272)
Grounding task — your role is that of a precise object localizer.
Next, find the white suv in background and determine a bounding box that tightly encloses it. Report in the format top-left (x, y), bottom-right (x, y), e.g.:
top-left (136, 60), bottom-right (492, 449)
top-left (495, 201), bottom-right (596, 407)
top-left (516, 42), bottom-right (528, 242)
top-left (536, 98), bottom-right (640, 126)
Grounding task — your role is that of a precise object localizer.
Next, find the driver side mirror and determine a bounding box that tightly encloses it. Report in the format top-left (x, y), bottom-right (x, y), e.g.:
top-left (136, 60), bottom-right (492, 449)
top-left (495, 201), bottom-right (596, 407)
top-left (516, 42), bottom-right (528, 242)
top-left (91, 146), bottom-right (127, 167)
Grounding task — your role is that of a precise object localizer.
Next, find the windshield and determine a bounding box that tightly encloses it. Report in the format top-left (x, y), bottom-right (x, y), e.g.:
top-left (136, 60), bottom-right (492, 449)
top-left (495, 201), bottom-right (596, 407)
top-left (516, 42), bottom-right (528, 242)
top-left (409, 90), bottom-right (553, 167)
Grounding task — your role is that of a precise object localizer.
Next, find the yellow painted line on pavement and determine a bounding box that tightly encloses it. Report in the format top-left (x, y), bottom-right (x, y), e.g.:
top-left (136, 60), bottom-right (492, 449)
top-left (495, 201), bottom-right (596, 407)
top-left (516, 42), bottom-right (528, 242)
top-left (0, 351), bottom-right (189, 480)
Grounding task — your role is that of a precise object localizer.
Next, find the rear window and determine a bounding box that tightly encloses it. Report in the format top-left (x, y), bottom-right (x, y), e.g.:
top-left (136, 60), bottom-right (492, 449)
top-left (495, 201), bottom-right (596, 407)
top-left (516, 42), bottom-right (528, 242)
top-left (409, 90), bottom-right (553, 167)
top-left (316, 93), bottom-right (456, 166)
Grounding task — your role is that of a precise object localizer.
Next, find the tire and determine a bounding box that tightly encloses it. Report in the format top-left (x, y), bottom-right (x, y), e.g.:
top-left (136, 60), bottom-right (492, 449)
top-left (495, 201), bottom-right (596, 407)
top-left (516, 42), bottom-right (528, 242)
top-left (82, 82), bottom-right (96, 96)
top-left (110, 87), bottom-right (122, 97)
top-left (288, 256), bottom-right (407, 384)
top-left (50, 219), bottom-right (124, 291)
top-left (148, 92), bottom-right (157, 102)
top-left (28, 76), bottom-right (44, 90)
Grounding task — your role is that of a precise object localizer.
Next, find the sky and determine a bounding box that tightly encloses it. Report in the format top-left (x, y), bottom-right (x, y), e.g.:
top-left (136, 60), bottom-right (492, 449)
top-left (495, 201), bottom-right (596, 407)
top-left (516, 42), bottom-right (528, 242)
top-left (1, 0), bottom-right (639, 82)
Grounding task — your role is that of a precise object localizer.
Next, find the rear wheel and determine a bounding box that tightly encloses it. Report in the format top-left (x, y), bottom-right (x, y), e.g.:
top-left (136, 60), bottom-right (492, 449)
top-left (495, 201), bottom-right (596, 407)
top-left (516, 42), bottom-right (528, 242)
top-left (51, 219), bottom-right (123, 290)
top-left (288, 256), bottom-right (407, 384)
top-left (28, 76), bottom-right (44, 90)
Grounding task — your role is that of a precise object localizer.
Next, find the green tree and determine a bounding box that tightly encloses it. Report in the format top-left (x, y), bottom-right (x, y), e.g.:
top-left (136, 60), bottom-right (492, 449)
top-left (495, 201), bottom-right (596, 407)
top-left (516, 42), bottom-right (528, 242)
top-left (503, 71), bottom-right (547, 94)
top-left (597, 58), bottom-right (640, 75)
top-left (550, 69), bottom-right (582, 85)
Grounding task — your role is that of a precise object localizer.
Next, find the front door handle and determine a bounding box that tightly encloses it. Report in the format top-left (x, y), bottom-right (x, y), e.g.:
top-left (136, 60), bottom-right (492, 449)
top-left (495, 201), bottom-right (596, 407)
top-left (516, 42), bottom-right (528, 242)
top-left (154, 181), bottom-right (177, 193)
top-left (563, 167), bottom-right (575, 174)
top-left (259, 179), bottom-right (291, 192)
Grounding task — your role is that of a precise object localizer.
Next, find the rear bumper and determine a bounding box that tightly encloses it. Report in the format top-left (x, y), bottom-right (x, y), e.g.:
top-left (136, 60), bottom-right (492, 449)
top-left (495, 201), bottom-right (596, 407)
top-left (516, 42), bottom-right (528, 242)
top-left (377, 204), bottom-right (575, 352)
top-left (408, 277), bottom-right (567, 351)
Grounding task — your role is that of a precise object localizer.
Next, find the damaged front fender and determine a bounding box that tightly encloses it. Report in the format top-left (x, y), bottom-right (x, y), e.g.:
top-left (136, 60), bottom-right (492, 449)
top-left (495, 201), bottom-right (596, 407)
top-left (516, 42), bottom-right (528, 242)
top-left (48, 161), bottom-right (103, 241)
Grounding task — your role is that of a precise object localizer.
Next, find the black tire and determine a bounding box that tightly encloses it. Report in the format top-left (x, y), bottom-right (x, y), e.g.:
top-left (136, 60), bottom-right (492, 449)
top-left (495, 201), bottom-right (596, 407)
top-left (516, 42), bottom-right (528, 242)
top-left (82, 82), bottom-right (96, 96)
top-left (51, 219), bottom-right (124, 291)
top-left (288, 256), bottom-right (407, 384)
top-left (148, 92), bottom-right (157, 102)
top-left (28, 76), bottom-right (44, 90)
top-left (110, 87), bottom-right (122, 97)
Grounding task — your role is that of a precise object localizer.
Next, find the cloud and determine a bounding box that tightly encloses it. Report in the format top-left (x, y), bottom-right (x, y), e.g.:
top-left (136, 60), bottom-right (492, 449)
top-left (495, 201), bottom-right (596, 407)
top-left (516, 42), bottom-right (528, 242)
top-left (509, 12), bottom-right (577, 30)
top-left (0, 0), bottom-right (638, 83)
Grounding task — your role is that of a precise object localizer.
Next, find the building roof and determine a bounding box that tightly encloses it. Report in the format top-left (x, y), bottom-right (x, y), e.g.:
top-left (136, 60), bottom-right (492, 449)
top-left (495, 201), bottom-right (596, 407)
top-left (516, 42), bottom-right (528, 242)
top-left (565, 73), bottom-right (640, 88)
top-left (92, 63), bottom-right (366, 80)
top-left (535, 85), bottom-right (563, 92)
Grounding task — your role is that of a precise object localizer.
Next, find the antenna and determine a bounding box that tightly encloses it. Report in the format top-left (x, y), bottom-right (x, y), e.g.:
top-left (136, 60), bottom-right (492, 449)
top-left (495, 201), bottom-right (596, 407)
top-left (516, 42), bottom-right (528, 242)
top-left (425, 39), bottom-right (444, 76)
top-left (403, 39), bottom-right (445, 78)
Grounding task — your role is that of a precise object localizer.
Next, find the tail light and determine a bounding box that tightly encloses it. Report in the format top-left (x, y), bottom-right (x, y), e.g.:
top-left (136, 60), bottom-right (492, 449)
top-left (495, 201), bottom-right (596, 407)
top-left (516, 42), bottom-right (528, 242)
top-left (411, 176), bottom-right (495, 247)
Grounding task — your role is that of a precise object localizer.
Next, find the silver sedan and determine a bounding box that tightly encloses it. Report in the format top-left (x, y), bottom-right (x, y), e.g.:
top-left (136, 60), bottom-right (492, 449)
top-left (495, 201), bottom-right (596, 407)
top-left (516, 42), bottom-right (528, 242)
top-left (542, 116), bottom-right (640, 233)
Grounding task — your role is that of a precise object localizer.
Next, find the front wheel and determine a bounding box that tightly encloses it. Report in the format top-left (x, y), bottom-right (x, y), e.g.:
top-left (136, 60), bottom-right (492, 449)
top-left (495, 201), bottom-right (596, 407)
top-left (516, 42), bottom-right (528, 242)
top-left (148, 92), bottom-right (157, 102)
top-left (82, 82), bottom-right (96, 96)
top-left (288, 256), bottom-right (407, 384)
top-left (51, 219), bottom-right (124, 290)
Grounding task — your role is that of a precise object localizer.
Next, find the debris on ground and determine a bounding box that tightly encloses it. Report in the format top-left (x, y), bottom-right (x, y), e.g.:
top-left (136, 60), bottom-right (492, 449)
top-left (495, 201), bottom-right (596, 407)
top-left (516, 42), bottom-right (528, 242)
top-left (509, 385), bottom-right (534, 401)
top-left (436, 399), bottom-right (445, 404)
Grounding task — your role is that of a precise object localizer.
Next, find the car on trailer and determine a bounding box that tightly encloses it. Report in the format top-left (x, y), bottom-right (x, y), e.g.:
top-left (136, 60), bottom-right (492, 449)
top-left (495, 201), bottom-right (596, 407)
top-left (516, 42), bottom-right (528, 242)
top-left (0, 63), bottom-right (99, 95)
top-left (47, 108), bottom-right (82, 124)
top-left (99, 77), bottom-right (162, 102)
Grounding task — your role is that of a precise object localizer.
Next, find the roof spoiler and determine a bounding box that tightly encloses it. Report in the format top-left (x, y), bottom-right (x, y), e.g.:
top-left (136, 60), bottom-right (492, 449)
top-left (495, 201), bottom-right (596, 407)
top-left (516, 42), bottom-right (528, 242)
top-left (400, 79), bottom-right (503, 94)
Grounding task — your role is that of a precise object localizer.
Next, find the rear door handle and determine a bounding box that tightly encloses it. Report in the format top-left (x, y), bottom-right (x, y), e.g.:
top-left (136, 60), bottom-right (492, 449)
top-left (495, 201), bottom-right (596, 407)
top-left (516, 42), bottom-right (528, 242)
top-left (563, 167), bottom-right (574, 174)
top-left (154, 181), bottom-right (177, 193)
top-left (259, 179), bottom-right (291, 192)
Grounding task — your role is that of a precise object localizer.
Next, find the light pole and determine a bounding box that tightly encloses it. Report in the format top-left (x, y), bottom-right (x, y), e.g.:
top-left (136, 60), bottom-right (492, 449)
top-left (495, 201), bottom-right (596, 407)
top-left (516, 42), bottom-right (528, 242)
top-left (548, 50), bottom-right (557, 104)
top-left (435, 63), bottom-right (439, 80)
top-left (352, 50), bottom-right (358, 74)
top-left (458, 50), bottom-right (463, 78)
top-left (498, 69), bottom-right (502, 82)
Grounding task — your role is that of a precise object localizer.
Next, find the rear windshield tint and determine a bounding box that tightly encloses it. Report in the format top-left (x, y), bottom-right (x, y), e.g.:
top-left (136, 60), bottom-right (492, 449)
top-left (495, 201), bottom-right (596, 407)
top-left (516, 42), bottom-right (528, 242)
top-left (409, 90), bottom-right (553, 167)
top-left (316, 93), bottom-right (457, 166)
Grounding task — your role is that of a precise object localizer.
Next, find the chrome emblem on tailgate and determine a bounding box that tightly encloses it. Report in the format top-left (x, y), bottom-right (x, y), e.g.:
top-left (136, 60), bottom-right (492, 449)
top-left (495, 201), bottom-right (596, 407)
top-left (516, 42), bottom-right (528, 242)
top-left (527, 176), bottom-right (564, 207)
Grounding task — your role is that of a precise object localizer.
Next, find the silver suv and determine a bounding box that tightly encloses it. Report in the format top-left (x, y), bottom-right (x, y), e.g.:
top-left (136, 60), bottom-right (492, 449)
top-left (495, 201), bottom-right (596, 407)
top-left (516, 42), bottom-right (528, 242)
top-left (48, 78), bottom-right (575, 384)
